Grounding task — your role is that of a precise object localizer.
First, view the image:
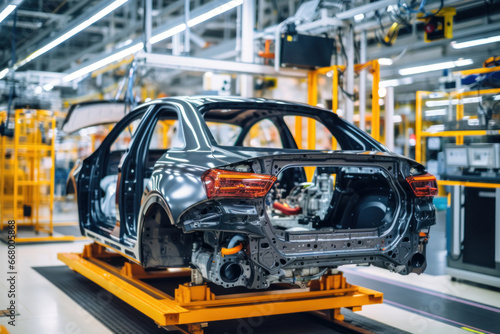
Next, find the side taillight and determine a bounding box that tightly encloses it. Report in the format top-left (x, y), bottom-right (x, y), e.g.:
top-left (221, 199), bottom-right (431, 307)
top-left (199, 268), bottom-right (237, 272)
top-left (406, 173), bottom-right (438, 197)
top-left (202, 169), bottom-right (277, 199)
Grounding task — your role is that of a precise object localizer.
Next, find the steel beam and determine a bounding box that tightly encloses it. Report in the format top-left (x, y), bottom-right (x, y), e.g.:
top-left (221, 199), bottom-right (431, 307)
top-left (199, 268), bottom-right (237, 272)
top-left (138, 53), bottom-right (307, 77)
top-left (385, 86), bottom-right (394, 150)
top-left (345, 24), bottom-right (354, 123)
top-left (240, 0), bottom-right (255, 97)
top-left (359, 30), bottom-right (367, 131)
top-left (145, 0), bottom-right (152, 52)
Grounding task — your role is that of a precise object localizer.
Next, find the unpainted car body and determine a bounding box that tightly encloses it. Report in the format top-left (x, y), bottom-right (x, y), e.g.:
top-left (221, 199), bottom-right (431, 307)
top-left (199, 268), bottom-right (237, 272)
top-left (66, 96), bottom-right (437, 289)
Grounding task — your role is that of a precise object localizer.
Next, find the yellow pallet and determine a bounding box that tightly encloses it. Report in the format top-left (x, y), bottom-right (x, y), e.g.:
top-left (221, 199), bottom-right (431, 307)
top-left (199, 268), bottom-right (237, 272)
top-left (58, 243), bottom-right (383, 334)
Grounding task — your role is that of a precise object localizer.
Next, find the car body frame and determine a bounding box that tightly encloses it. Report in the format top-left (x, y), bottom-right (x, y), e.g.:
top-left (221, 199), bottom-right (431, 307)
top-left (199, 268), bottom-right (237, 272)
top-left (66, 96), bottom-right (436, 289)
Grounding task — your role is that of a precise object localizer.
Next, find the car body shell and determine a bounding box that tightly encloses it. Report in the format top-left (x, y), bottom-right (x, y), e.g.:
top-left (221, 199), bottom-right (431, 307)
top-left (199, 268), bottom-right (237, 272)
top-left (67, 96), bottom-right (436, 289)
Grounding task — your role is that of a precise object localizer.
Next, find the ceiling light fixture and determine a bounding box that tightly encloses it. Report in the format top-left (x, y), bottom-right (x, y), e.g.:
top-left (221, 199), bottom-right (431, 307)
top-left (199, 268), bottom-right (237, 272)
top-left (15, 0), bottom-right (128, 69)
top-left (63, 42), bottom-right (143, 82)
top-left (425, 96), bottom-right (481, 108)
top-left (0, 4), bottom-right (17, 24)
top-left (451, 35), bottom-right (500, 49)
top-left (424, 109), bottom-right (447, 117)
top-left (399, 59), bottom-right (473, 76)
top-left (378, 58), bottom-right (393, 66)
top-left (354, 14), bottom-right (364, 22)
top-left (150, 24), bottom-right (187, 45)
top-left (187, 0), bottom-right (243, 27)
top-left (64, 0), bottom-right (243, 82)
top-left (0, 68), bottom-right (9, 80)
top-left (379, 77), bottom-right (413, 88)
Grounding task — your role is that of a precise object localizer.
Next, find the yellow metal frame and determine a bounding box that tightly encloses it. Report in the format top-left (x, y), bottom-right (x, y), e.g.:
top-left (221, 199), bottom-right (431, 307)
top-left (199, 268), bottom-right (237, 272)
top-left (0, 109), bottom-right (85, 243)
top-left (303, 60), bottom-right (380, 181)
top-left (415, 86), bottom-right (500, 164)
top-left (58, 243), bottom-right (383, 334)
top-left (307, 60), bottom-right (381, 143)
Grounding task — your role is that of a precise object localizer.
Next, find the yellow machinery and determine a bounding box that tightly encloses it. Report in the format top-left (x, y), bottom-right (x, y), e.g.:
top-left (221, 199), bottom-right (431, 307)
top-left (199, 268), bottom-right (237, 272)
top-left (303, 60), bottom-right (381, 180)
top-left (58, 243), bottom-right (383, 334)
top-left (0, 108), bottom-right (84, 243)
top-left (418, 7), bottom-right (456, 43)
top-left (415, 64), bottom-right (500, 191)
top-left (306, 60), bottom-right (381, 146)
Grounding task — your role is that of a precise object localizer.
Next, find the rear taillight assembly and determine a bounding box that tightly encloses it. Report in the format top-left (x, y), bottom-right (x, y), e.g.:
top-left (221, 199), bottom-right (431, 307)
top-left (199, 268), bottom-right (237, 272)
top-left (202, 169), bottom-right (277, 199)
top-left (406, 173), bottom-right (438, 197)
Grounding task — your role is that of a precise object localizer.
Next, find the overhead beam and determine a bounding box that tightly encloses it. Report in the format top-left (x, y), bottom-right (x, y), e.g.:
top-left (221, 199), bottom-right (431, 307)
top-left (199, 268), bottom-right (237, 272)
top-left (137, 52), bottom-right (307, 78)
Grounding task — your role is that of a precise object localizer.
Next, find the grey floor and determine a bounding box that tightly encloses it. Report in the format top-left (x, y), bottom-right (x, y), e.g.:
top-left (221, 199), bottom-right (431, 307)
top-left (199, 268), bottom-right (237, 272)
top-left (1, 204), bottom-right (499, 334)
top-left (425, 210), bottom-right (448, 276)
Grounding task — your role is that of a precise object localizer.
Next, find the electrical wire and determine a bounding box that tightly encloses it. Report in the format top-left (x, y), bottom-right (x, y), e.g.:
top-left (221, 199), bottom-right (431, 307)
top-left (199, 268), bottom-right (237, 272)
top-left (398, 0), bottom-right (444, 17)
top-left (390, 18), bottom-right (417, 65)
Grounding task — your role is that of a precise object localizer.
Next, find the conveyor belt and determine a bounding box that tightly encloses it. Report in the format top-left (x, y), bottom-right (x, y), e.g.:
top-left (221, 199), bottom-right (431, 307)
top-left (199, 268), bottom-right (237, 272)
top-left (34, 265), bottom-right (407, 334)
top-left (343, 268), bottom-right (500, 334)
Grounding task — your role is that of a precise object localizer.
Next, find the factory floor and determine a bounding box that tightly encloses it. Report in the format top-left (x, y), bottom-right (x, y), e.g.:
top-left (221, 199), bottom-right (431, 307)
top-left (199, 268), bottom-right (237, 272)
top-left (0, 203), bottom-right (499, 334)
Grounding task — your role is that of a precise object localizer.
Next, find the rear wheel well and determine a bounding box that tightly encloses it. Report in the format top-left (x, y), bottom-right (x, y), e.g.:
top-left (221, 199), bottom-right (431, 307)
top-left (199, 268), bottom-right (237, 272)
top-left (140, 203), bottom-right (193, 268)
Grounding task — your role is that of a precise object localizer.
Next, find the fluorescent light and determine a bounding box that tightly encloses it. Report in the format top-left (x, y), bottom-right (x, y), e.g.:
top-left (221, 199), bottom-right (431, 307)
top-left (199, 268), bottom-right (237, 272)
top-left (379, 77), bottom-right (413, 88)
top-left (424, 109), bottom-right (447, 117)
top-left (0, 68), bottom-right (9, 80)
top-left (64, 42), bottom-right (143, 82)
top-left (378, 58), bottom-right (393, 66)
top-left (187, 0), bottom-right (243, 27)
top-left (425, 96), bottom-right (481, 107)
top-left (399, 59), bottom-right (473, 76)
top-left (43, 83), bottom-right (54, 91)
top-left (150, 24), bottom-right (186, 44)
top-left (427, 124), bottom-right (445, 133)
top-left (354, 14), bottom-right (364, 22)
top-left (15, 0), bottom-right (128, 69)
top-left (65, 0), bottom-right (242, 82)
top-left (451, 35), bottom-right (500, 49)
top-left (0, 4), bottom-right (17, 24)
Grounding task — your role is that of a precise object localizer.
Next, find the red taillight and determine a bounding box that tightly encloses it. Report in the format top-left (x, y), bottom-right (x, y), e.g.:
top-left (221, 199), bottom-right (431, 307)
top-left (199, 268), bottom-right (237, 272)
top-left (406, 173), bottom-right (438, 197)
top-left (202, 169), bottom-right (277, 199)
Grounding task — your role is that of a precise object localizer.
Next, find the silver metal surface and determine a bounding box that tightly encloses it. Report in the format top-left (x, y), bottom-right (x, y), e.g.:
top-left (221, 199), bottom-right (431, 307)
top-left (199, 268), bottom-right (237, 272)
top-left (385, 86), bottom-right (394, 150)
top-left (359, 30), bottom-right (367, 131)
top-left (451, 185), bottom-right (462, 257)
top-left (345, 24), bottom-right (354, 123)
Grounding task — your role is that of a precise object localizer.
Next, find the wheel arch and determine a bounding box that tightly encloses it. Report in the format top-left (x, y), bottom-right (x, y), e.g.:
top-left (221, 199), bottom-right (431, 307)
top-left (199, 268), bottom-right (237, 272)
top-left (136, 192), bottom-right (174, 265)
